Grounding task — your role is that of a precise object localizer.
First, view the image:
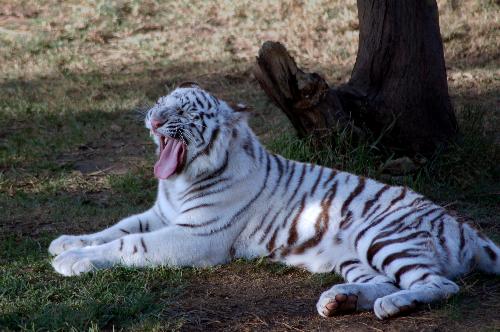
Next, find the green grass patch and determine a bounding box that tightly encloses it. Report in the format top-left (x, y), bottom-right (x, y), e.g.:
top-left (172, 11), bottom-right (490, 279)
top-left (109, 171), bottom-right (157, 206)
top-left (268, 126), bottom-right (382, 178)
top-left (0, 238), bottom-right (187, 331)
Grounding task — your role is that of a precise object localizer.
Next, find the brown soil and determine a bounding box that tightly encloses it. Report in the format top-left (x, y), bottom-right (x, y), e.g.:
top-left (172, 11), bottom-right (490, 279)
top-left (171, 264), bottom-right (500, 332)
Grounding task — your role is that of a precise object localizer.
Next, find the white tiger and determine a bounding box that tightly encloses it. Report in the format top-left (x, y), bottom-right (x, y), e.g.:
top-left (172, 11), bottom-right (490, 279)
top-left (49, 83), bottom-right (500, 319)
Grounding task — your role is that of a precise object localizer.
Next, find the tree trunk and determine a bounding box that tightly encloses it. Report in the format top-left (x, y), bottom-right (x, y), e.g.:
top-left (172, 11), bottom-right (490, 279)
top-left (253, 0), bottom-right (458, 155)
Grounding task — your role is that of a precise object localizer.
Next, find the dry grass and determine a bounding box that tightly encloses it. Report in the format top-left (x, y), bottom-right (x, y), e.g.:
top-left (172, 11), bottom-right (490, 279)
top-left (0, 0), bottom-right (499, 331)
top-left (0, 0), bottom-right (497, 132)
top-left (0, 0), bottom-right (358, 76)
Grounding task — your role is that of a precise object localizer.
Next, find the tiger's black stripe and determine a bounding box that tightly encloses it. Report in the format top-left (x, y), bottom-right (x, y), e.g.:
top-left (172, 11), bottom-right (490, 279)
top-left (181, 177), bottom-right (231, 200)
top-left (140, 237), bottom-right (148, 253)
top-left (381, 249), bottom-right (421, 270)
top-left (287, 164), bottom-right (307, 204)
top-left (459, 223), bottom-right (466, 253)
top-left (183, 182), bottom-right (236, 203)
top-left (341, 177), bottom-right (366, 216)
top-left (185, 127), bottom-right (220, 168)
top-left (343, 265), bottom-right (359, 278)
top-left (259, 210), bottom-right (282, 244)
top-left (178, 218), bottom-right (219, 228)
top-left (355, 201), bottom-right (421, 248)
top-left (248, 157), bottom-right (286, 238)
top-left (191, 151), bottom-right (229, 185)
top-left (181, 203), bottom-right (216, 214)
top-left (394, 264), bottom-right (432, 285)
top-left (285, 194), bottom-right (308, 247)
top-left (366, 231), bottom-right (430, 266)
top-left (322, 169), bottom-right (337, 189)
top-left (196, 152), bottom-right (271, 236)
top-left (362, 185), bottom-right (390, 217)
top-left (338, 259), bottom-right (361, 274)
top-left (284, 162), bottom-right (296, 188)
top-left (310, 166), bottom-right (324, 196)
top-left (249, 206), bottom-right (273, 238)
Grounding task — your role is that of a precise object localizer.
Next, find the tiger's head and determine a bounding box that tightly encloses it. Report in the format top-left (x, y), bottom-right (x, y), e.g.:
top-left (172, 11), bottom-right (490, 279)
top-left (145, 83), bottom-right (249, 180)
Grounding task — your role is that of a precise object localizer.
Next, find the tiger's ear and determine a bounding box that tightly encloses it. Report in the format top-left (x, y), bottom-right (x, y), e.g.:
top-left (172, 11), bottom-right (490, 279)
top-left (226, 110), bottom-right (249, 127)
top-left (178, 81), bottom-right (201, 89)
top-left (229, 102), bottom-right (252, 113)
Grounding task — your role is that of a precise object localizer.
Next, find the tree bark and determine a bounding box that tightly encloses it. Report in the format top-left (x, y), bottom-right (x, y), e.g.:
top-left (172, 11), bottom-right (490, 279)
top-left (253, 0), bottom-right (458, 155)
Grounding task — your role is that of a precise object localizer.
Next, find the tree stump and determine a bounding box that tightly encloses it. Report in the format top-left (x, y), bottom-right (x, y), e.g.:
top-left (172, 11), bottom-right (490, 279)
top-left (253, 0), bottom-right (458, 155)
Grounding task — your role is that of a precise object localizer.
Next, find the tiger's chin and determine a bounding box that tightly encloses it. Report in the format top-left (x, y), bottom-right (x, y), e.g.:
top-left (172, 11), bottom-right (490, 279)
top-left (154, 135), bottom-right (187, 179)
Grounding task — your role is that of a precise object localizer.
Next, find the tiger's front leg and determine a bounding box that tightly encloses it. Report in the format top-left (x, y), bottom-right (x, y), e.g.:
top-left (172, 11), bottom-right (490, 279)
top-left (51, 225), bottom-right (230, 276)
top-left (48, 206), bottom-right (169, 256)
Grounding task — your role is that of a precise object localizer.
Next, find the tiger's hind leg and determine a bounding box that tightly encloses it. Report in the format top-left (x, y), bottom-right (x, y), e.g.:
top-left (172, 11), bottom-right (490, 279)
top-left (317, 260), bottom-right (399, 317)
top-left (374, 274), bottom-right (459, 319)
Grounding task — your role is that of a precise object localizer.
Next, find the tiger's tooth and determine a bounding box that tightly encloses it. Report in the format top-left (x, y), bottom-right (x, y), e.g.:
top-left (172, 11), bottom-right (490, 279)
top-left (164, 137), bottom-right (168, 144)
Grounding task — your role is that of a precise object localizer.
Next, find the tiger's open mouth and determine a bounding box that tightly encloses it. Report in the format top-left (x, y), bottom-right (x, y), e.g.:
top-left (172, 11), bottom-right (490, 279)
top-left (154, 135), bottom-right (186, 179)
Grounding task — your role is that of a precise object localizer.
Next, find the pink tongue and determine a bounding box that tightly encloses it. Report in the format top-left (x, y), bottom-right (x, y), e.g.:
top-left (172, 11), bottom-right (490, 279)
top-left (154, 138), bottom-right (184, 179)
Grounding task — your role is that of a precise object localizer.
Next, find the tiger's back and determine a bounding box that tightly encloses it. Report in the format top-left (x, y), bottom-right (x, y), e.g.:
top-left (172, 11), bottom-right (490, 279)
top-left (230, 155), bottom-right (497, 281)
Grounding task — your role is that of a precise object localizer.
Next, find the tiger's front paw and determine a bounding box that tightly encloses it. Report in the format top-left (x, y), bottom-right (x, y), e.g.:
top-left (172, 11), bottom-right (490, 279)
top-left (49, 235), bottom-right (104, 256)
top-left (52, 248), bottom-right (109, 276)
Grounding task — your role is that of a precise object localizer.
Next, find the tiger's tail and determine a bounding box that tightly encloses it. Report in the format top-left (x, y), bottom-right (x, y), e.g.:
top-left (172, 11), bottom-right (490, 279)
top-left (466, 223), bottom-right (500, 274)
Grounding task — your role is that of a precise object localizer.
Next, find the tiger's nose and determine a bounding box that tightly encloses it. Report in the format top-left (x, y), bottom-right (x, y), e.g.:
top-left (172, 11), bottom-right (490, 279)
top-left (151, 119), bottom-right (166, 130)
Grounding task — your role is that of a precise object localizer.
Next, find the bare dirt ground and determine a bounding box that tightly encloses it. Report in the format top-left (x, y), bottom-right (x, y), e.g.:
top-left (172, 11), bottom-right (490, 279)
top-left (172, 264), bottom-right (500, 332)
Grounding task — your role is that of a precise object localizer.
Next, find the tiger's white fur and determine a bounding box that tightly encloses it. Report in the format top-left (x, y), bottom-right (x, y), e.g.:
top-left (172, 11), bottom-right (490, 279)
top-left (50, 85), bottom-right (500, 319)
